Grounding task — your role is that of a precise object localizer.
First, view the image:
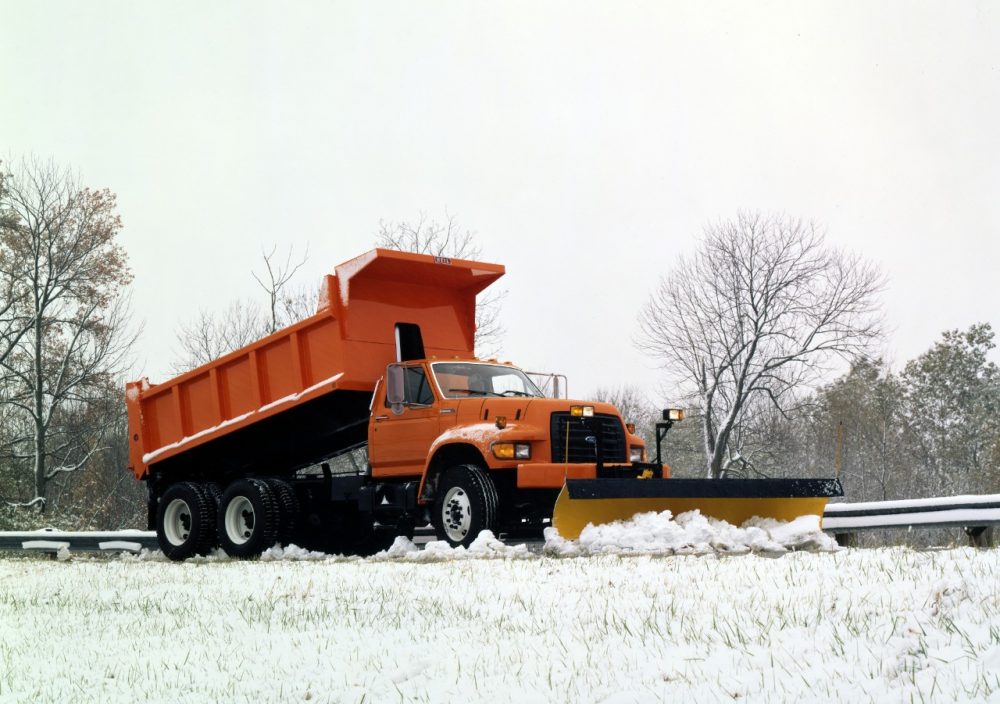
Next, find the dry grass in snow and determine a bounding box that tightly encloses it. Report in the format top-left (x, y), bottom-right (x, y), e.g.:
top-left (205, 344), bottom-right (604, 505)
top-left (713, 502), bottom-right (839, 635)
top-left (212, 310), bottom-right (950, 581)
top-left (1, 546), bottom-right (998, 703)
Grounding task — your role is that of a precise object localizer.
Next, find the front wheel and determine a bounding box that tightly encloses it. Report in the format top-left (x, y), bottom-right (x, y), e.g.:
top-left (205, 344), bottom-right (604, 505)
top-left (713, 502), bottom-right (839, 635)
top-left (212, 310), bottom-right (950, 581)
top-left (431, 465), bottom-right (498, 548)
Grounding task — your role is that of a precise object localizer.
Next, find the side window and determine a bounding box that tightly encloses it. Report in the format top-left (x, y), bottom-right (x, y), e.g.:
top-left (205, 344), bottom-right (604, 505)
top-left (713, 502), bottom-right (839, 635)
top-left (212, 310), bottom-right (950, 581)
top-left (404, 366), bottom-right (434, 405)
top-left (492, 373), bottom-right (526, 395)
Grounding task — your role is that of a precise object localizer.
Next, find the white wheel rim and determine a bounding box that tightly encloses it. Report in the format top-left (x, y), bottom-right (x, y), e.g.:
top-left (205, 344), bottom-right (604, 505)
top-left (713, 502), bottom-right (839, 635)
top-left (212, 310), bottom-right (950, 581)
top-left (224, 496), bottom-right (255, 546)
top-left (163, 498), bottom-right (192, 546)
top-left (441, 487), bottom-right (472, 542)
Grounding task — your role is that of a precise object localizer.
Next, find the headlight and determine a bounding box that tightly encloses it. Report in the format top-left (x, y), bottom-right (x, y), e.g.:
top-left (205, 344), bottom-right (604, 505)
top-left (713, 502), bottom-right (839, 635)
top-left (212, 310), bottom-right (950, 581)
top-left (630, 446), bottom-right (645, 463)
top-left (570, 405), bottom-right (594, 417)
top-left (493, 442), bottom-right (531, 460)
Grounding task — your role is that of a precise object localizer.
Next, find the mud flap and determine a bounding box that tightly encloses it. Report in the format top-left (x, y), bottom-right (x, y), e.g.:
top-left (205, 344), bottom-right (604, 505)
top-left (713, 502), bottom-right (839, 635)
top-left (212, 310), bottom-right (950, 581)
top-left (551, 477), bottom-right (844, 540)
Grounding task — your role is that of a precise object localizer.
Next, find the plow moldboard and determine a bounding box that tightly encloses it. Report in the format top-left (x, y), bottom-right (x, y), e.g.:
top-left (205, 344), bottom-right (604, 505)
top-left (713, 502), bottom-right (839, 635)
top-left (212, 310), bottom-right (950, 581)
top-left (552, 478), bottom-right (843, 540)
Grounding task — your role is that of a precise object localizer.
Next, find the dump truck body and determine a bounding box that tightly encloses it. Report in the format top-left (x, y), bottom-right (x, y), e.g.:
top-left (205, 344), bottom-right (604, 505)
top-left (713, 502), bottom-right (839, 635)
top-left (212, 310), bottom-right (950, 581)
top-left (128, 249), bottom-right (840, 561)
top-left (126, 249), bottom-right (502, 480)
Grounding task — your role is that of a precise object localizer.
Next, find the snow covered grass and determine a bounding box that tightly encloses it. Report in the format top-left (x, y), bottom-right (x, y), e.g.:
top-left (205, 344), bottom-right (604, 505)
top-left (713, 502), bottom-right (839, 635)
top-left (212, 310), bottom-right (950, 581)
top-left (1, 534), bottom-right (999, 703)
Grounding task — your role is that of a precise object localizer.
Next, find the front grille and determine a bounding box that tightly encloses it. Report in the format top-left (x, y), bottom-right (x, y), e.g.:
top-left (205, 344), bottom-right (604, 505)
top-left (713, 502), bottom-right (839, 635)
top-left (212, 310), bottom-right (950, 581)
top-left (550, 412), bottom-right (627, 463)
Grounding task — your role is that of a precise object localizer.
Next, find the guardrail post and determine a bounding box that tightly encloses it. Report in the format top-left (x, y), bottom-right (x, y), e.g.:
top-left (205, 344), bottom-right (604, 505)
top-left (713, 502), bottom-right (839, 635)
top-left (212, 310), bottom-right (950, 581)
top-left (965, 526), bottom-right (994, 548)
top-left (833, 532), bottom-right (856, 548)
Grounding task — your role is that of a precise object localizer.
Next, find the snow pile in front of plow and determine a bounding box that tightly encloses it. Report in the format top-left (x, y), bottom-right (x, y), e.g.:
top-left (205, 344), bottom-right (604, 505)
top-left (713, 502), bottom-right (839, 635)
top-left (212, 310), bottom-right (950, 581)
top-left (371, 509), bottom-right (838, 561)
top-left (374, 530), bottom-right (532, 561)
top-left (543, 509), bottom-right (840, 557)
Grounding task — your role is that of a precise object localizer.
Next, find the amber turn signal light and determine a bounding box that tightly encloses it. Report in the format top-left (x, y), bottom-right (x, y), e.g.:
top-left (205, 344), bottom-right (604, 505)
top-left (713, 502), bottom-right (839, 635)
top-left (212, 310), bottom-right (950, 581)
top-left (492, 442), bottom-right (531, 460)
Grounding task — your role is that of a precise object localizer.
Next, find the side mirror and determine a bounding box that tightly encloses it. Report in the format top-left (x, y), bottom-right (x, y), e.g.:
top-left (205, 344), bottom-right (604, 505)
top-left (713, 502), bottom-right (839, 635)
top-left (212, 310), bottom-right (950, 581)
top-left (387, 364), bottom-right (405, 415)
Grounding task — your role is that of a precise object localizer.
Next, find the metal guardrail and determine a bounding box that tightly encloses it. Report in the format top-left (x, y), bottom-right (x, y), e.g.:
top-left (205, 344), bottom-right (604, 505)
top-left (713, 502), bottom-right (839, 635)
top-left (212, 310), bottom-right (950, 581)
top-left (0, 527), bottom-right (439, 557)
top-left (823, 494), bottom-right (1000, 547)
top-left (0, 530), bottom-right (157, 555)
top-left (822, 494), bottom-right (1000, 531)
top-left (3, 496), bottom-right (998, 556)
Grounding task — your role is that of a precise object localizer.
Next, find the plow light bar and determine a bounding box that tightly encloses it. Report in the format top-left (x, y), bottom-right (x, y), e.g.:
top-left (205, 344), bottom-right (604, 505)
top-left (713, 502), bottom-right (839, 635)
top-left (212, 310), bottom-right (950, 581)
top-left (570, 405), bottom-right (594, 417)
top-left (664, 408), bottom-right (685, 422)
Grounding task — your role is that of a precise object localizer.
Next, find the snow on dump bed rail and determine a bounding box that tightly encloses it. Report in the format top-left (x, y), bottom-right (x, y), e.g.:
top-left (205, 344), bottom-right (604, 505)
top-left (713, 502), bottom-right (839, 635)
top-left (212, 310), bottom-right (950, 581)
top-left (141, 372), bottom-right (343, 464)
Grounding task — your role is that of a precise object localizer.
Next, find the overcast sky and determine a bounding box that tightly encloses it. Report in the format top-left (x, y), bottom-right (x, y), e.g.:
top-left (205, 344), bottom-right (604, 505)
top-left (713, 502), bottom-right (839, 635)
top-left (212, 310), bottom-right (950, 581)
top-left (3, 1), bottom-right (998, 405)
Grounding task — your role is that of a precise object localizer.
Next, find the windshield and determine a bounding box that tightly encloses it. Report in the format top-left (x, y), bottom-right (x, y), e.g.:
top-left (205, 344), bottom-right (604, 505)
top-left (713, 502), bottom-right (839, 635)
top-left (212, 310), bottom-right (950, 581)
top-left (432, 363), bottom-right (545, 399)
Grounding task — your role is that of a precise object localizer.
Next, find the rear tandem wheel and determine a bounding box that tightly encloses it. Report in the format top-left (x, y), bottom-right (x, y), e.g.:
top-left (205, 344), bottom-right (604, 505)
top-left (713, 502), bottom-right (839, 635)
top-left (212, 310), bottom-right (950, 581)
top-left (156, 482), bottom-right (217, 561)
top-left (217, 478), bottom-right (281, 559)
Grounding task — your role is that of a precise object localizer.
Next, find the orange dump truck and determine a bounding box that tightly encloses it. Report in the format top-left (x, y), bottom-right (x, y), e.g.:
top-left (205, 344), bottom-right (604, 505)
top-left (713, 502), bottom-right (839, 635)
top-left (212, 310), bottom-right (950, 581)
top-left (128, 249), bottom-right (842, 560)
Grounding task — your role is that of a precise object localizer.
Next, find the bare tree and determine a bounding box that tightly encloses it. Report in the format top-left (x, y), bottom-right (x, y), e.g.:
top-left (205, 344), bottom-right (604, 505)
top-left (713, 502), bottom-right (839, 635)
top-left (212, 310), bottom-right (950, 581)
top-left (592, 384), bottom-right (659, 449)
top-left (173, 246), bottom-right (313, 372)
top-left (42, 376), bottom-right (146, 529)
top-left (252, 244), bottom-right (309, 334)
top-left (376, 213), bottom-right (505, 357)
top-left (0, 156), bottom-right (135, 512)
top-left (637, 212), bottom-right (884, 479)
top-left (377, 213), bottom-right (482, 259)
top-left (592, 384), bottom-right (656, 425)
top-left (0, 164), bottom-right (34, 369)
top-left (173, 300), bottom-right (269, 372)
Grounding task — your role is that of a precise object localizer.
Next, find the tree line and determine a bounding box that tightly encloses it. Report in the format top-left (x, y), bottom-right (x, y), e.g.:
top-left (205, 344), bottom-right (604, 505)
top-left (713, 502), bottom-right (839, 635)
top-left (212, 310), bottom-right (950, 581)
top-left (1, 157), bottom-right (996, 530)
top-left (601, 323), bottom-right (1000, 504)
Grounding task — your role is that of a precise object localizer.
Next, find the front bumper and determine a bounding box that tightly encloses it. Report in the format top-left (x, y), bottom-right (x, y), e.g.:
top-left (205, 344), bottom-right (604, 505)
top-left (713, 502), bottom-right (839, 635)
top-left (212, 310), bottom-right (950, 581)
top-left (516, 462), bottom-right (663, 489)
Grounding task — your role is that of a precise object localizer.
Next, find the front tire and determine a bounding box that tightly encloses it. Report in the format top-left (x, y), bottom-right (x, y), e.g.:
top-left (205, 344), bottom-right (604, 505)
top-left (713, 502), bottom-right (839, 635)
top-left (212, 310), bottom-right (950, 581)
top-left (156, 482), bottom-right (215, 561)
top-left (218, 479), bottom-right (280, 559)
top-left (432, 465), bottom-right (498, 548)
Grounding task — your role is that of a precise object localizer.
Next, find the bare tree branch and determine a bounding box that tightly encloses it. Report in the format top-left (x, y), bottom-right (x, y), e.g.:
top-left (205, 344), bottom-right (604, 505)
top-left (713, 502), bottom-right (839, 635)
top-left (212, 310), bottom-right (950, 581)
top-left (376, 213), bottom-right (504, 356)
top-left (252, 244), bottom-right (309, 334)
top-left (637, 212), bottom-right (885, 478)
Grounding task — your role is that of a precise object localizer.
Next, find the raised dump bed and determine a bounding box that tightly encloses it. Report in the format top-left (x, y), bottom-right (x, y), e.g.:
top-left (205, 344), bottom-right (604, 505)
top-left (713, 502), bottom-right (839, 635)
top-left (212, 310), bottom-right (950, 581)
top-left (125, 249), bottom-right (504, 481)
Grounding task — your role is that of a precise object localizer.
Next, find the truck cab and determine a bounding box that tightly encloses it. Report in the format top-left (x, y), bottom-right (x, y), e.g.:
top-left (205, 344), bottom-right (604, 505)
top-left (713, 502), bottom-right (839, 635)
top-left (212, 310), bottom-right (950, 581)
top-left (369, 358), bottom-right (648, 544)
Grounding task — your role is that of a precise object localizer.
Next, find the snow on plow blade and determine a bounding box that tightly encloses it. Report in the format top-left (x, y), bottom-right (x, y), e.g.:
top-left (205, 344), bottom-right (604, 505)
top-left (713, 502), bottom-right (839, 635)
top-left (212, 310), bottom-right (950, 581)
top-left (552, 477), bottom-right (844, 540)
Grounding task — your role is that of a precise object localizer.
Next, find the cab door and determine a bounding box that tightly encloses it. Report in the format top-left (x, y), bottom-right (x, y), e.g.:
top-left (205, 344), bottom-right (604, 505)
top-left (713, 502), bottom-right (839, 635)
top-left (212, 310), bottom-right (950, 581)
top-left (369, 363), bottom-right (440, 478)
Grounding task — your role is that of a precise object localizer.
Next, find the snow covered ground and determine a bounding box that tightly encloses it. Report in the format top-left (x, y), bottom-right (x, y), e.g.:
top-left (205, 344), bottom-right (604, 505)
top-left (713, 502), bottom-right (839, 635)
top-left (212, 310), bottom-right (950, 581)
top-left (1, 513), bottom-right (998, 703)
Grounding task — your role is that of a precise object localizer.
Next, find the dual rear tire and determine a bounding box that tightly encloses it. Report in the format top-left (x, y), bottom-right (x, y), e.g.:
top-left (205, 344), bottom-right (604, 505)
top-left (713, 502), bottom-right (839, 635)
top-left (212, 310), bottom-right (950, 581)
top-left (156, 482), bottom-right (220, 561)
top-left (156, 478), bottom-right (298, 561)
top-left (218, 478), bottom-right (281, 559)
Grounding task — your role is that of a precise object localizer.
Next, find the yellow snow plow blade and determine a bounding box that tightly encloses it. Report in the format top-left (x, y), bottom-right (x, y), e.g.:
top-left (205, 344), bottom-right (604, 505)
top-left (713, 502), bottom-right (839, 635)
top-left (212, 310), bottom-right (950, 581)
top-left (552, 478), bottom-right (843, 540)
